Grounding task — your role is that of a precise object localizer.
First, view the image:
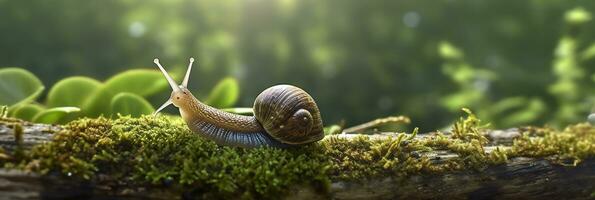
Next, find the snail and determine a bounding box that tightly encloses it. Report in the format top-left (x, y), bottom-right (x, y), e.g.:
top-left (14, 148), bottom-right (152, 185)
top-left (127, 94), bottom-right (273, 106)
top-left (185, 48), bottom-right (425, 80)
top-left (153, 58), bottom-right (324, 148)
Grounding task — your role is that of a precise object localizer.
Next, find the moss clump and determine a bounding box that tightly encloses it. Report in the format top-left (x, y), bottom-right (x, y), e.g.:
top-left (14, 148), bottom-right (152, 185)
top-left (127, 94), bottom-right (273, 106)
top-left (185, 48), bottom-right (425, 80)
top-left (15, 116), bottom-right (329, 198)
top-left (510, 123), bottom-right (595, 166)
top-left (1, 110), bottom-right (594, 198)
top-left (323, 132), bottom-right (435, 180)
top-left (414, 108), bottom-right (506, 170)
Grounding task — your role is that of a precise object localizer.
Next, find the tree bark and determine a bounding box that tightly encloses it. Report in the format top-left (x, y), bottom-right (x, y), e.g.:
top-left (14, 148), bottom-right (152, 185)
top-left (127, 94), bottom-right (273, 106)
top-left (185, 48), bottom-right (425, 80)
top-left (0, 122), bottom-right (593, 200)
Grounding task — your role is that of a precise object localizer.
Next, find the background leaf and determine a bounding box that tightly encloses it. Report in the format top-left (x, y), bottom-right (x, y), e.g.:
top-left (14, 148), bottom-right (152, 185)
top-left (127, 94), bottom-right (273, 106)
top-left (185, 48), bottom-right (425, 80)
top-left (47, 76), bottom-right (102, 107)
top-left (205, 77), bottom-right (239, 108)
top-left (33, 107), bottom-right (80, 124)
top-left (82, 89), bottom-right (113, 117)
top-left (83, 69), bottom-right (171, 117)
top-left (2, 3), bottom-right (595, 129)
top-left (11, 103), bottom-right (45, 121)
top-left (110, 92), bottom-right (155, 117)
top-left (104, 69), bottom-right (170, 97)
top-left (0, 68), bottom-right (44, 109)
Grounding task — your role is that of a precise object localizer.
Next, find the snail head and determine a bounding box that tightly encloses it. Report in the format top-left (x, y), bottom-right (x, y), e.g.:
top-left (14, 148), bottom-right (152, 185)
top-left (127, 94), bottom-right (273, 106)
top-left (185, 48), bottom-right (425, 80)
top-left (153, 58), bottom-right (195, 115)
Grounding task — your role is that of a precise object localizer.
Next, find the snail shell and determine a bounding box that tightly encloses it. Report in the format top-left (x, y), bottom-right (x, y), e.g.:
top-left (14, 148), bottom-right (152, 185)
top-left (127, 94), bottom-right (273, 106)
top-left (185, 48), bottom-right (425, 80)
top-left (254, 85), bottom-right (324, 144)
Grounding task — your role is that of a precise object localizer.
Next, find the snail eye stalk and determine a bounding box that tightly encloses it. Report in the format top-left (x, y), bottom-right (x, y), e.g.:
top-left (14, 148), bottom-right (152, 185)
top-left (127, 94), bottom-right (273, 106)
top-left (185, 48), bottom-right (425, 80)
top-left (182, 57), bottom-right (194, 88)
top-left (153, 58), bottom-right (180, 92)
top-left (153, 58), bottom-right (184, 115)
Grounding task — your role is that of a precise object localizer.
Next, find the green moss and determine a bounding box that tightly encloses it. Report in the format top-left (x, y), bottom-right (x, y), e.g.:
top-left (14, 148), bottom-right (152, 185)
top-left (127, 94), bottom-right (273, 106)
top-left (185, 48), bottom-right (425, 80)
top-left (0, 105), bottom-right (7, 118)
top-left (12, 123), bottom-right (24, 159)
top-left (1, 110), bottom-right (594, 198)
top-left (510, 123), bottom-right (595, 166)
top-left (12, 123), bottom-right (23, 145)
top-left (14, 116), bottom-right (330, 198)
top-left (413, 109), bottom-right (494, 170)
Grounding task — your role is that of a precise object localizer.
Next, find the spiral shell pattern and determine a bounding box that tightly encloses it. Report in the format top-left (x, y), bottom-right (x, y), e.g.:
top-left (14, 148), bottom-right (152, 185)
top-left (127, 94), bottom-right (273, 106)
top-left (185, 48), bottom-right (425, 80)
top-left (253, 85), bottom-right (324, 145)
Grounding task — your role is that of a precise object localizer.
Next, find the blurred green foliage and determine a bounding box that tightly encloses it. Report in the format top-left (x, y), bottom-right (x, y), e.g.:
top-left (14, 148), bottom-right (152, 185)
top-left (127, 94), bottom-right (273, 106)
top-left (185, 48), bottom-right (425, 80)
top-left (47, 77), bottom-right (101, 108)
top-left (32, 107), bottom-right (80, 124)
top-left (11, 104), bottom-right (44, 121)
top-left (0, 68), bottom-right (240, 124)
top-left (82, 69), bottom-right (170, 117)
top-left (205, 77), bottom-right (240, 108)
top-left (0, 68), bottom-right (44, 109)
top-left (0, 1), bottom-right (594, 129)
top-left (438, 7), bottom-right (595, 128)
top-left (110, 92), bottom-right (154, 117)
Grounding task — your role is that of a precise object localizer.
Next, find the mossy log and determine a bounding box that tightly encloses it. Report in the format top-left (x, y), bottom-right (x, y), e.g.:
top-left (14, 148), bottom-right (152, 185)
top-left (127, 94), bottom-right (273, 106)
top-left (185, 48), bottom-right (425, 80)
top-left (0, 118), bottom-right (594, 199)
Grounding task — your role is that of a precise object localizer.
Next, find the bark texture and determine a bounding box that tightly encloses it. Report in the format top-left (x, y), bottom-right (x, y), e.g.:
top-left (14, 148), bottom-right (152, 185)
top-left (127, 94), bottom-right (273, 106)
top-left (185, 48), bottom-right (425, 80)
top-left (0, 122), bottom-right (593, 200)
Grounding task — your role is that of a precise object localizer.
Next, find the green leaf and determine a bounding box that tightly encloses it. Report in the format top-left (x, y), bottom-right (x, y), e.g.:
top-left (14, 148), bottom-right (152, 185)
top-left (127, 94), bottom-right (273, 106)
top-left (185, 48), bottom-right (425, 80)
top-left (47, 76), bottom-right (102, 107)
top-left (110, 92), bottom-right (154, 117)
top-left (205, 77), bottom-right (239, 108)
top-left (82, 88), bottom-right (112, 117)
top-left (0, 68), bottom-right (44, 109)
top-left (221, 107), bottom-right (253, 115)
top-left (83, 69), bottom-right (172, 117)
top-left (33, 107), bottom-right (80, 124)
top-left (104, 69), bottom-right (171, 97)
top-left (11, 103), bottom-right (45, 121)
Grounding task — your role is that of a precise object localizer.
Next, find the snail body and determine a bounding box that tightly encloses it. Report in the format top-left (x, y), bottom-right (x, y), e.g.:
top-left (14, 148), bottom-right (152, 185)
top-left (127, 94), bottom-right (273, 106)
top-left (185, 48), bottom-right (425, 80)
top-left (153, 58), bottom-right (324, 148)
